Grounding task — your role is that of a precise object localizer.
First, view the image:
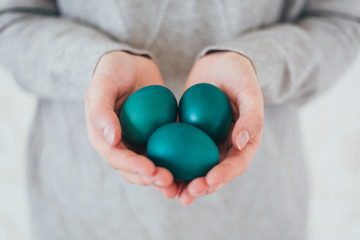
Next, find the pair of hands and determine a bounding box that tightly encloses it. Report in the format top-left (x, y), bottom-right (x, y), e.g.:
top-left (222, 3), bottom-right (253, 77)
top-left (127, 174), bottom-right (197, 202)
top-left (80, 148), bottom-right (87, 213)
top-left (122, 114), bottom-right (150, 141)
top-left (85, 50), bottom-right (264, 206)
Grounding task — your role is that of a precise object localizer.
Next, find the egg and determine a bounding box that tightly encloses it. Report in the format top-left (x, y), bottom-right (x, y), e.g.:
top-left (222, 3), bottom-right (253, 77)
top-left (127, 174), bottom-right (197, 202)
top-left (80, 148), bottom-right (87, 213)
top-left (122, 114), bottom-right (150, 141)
top-left (179, 83), bottom-right (232, 143)
top-left (147, 122), bottom-right (219, 181)
top-left (119, 85), bottom-right (177, 146)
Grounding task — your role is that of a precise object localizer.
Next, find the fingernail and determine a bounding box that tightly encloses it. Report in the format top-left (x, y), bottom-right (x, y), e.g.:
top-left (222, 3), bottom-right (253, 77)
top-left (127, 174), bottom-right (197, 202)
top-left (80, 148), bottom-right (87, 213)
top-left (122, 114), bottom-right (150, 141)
top-left (214, 183), bottom-right (226, 192)
top-left (179, 197), bottom-right (191, 206)
top-left (104, 124), bottom-right (115, 145)
top-left (236, 130), bottom-right (249, 150)
top-left (189, 188), bottom-right (207, 196)
top-left (195, 190), bottom-right (207, 196)
top-left (148, 177), bottom-right (167, 187)
top-left (153, 180), bottom-right (165, 186)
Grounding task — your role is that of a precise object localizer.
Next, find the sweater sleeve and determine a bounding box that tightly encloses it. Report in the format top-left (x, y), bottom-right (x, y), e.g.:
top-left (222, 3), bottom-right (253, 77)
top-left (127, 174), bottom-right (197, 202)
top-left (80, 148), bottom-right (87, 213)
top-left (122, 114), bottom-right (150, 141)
top-left (0, 0), bottom-right (151, 101)
top-left (198, 0), bottom-right (360, 106)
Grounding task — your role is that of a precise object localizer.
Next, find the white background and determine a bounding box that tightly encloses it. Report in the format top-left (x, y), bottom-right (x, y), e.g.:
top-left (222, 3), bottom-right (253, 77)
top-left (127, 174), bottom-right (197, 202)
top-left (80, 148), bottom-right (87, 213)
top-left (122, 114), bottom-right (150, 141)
top-left (1, 56), bottom-right (360, 239)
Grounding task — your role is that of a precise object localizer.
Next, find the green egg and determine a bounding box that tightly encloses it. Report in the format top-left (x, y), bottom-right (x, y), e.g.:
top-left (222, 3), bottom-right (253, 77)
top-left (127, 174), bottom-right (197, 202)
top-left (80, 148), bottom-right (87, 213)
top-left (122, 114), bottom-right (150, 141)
top-left (147, 122), bottom-right (219, 181)
top-left (179, 83), bottom-right (232, 143)
top-left (119, 85), bottom-right (177, 146)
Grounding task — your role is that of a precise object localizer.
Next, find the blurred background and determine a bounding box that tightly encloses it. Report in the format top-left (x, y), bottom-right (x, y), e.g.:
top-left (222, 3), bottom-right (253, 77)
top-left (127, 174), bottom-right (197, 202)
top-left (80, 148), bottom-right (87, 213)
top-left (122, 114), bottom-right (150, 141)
top-left (1, 54), bottom-right (360, 239)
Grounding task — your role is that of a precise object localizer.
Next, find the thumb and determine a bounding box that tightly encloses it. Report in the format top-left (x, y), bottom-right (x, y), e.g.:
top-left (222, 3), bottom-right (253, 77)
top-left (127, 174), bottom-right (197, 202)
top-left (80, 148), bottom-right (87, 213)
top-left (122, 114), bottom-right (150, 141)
top-left (92, 105), bottom-right (122, 147)
top-left (231, 95), bottom-right (264, 151)
top-left (85, 78), bottom-right (122, 147)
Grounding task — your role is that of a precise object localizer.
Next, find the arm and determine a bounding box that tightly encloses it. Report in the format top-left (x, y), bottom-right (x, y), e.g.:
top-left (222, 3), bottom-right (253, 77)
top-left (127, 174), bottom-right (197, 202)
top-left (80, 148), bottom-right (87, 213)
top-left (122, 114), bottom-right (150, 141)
top-left (178, 0), bottom-right (360, 205)
top-left (0, 1), bottom-right (178, 197)
top-left (198, 0), bottom-right (360, 106)
top-left (0, 0), bottom-right (149, 100)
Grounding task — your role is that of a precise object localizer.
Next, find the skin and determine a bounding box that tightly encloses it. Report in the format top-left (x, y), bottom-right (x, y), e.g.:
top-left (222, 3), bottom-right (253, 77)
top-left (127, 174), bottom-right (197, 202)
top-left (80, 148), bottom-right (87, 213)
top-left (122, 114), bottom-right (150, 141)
top-left (85, 51), bottom-right (178, 198)
top-left (177, 51), bottom-right (264, 205)
top-left (85, 50), bottom-right (264, 205)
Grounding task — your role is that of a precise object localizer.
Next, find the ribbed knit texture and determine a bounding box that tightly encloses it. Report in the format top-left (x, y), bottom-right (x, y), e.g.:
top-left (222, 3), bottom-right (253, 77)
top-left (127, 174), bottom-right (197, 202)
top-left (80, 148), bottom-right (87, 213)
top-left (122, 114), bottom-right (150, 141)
top-left (0, 0), bottom-right (359, 239)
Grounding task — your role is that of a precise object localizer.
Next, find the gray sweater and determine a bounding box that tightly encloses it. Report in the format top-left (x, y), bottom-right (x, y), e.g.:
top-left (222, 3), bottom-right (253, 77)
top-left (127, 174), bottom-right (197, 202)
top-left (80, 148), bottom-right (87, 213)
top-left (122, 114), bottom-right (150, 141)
top-left (1, 0), bottom-right (359, 239)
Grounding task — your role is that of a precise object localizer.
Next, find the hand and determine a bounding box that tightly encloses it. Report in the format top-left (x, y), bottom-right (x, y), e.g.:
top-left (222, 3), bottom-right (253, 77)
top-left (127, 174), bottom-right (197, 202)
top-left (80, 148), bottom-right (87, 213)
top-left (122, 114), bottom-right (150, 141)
top-left (85, 51), bottom-right (178, 198)
top-left (178, 51), bottom-right (264, 205)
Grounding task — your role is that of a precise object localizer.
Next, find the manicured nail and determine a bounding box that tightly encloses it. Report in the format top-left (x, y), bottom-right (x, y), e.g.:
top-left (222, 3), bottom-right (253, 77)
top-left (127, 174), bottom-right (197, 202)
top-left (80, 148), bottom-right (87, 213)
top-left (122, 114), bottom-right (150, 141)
top-left (236, 130), bottom-right (249, 150)
top-left (195, 190), bottom-right (207, 196)
top-left (153, 180), bottom-right (166, 186)
top-left (188, 188), bottom-right (196, 195)
top-left (104, 124), bottom-right (115, 145)
top-left (179, 197), bottom-right (191, 206)
top-left (214, 182), bottom-right (226, 192)
top-left (189, 189), bottom-right (205, 196)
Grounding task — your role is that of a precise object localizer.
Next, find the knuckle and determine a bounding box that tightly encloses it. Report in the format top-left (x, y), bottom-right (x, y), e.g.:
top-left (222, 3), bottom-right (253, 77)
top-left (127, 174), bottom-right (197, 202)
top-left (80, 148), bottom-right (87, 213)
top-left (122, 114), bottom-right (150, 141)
top-left (123, 177), bottom-right (136, 184)
top-left (107, 160), bottom-right (117, 170)
top-left (120, 172), bottom-right (135, 184)
top-left (232, 164), bottom-right (242, 176)
top-left (227, 159), bottom-right (247, 177)
top-left (103, 151), bottom-right (118, 169)
top-left (106, 157), bottom-right (119, 170)
top-left (237, 165), bottom-right (247, 175)
top-left (123, 176), bottom-right (149, 186)
top-left (232, 163), bottom-right (246, 177)
top-left (107, 153), bottom-right (138, 172)
top-left (137, 182), bottom-right (148, 186)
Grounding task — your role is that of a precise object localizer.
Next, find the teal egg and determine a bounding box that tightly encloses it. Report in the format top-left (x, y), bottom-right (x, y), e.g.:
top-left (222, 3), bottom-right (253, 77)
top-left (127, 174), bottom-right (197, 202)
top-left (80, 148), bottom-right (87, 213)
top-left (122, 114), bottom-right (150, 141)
top-left (179, 83), bottom-right (232, 143)
top-left (147, 123), bottom-right (219, 181)
top-left (119, 85), bottom-right (177, 146)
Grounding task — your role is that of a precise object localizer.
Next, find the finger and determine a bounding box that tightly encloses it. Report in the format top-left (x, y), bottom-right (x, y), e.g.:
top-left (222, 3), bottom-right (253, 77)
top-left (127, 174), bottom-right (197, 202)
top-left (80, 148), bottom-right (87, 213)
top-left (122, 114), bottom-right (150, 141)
top-left (187, 177), bottom-right (227, 198)
top-left (86, 108), bottom-right (156, 176)
top-left (121, 171), bottom-right (153, 186)
top-left (104, 144), bottom-right (157, 176)
top-left (120, 166), bottom-right (174, 186)
top-left (187, 177), bottom-right (208, 196)
top-left (206, 138), bottom-right (261, 187)
top-left (154, 182), bottom-right (179, 199)
top-left (178, 180), bottom-right (225, 205)
top-left (178, 183), bottom-right (195, 206)
top-left (231, 85), bottom-right (264, 151)
top-left (149, 167), bottom-right (174, 186)
top-left (85, 77), bottom-right (124, 147)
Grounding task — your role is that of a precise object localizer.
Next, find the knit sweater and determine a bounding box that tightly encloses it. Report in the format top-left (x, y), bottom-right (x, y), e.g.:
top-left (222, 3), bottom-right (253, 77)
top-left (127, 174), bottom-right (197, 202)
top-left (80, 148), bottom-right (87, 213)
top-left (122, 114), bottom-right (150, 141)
top-left (1, 0), bottom-right (359, 239)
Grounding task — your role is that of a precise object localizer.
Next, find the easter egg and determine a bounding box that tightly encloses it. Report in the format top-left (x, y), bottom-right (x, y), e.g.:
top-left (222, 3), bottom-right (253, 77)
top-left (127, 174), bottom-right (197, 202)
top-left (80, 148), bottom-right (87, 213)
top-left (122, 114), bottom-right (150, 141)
top-left (147, 122), bottom-right (219, 181)
top-left (179, 83), bottom-right (232, 143)
top-left (119, 85), bottom-right (177, 146)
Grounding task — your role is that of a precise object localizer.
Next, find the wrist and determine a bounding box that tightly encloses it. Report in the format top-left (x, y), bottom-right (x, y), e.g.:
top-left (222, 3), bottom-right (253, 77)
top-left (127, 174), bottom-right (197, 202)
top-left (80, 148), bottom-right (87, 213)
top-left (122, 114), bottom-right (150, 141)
top-left (92, 49), bottom-right (162, 90)
top-left (201, 50), bottom-right (255, 75)
top-left (94, 50), bottom-right (152, 75)
top-left (97, 50), bottom-right (152, 69)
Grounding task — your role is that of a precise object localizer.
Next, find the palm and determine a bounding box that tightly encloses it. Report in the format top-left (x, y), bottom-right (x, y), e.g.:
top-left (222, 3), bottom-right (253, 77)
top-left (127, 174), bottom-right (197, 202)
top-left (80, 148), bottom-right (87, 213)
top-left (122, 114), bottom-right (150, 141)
top-left (86, 51), bottom-right (178, 198)
top-left (183, 57), bottom-right (241, 160)
top-left (178, 51), bottom-right (264, 205)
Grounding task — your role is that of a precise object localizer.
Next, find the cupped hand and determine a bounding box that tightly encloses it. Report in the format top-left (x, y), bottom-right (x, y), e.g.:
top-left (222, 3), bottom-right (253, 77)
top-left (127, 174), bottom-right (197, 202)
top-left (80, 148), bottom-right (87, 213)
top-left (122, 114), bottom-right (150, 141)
top-left (178, 51), bottom-right (264, 205)
top-left (85, 51), bottom-right (178, 199)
